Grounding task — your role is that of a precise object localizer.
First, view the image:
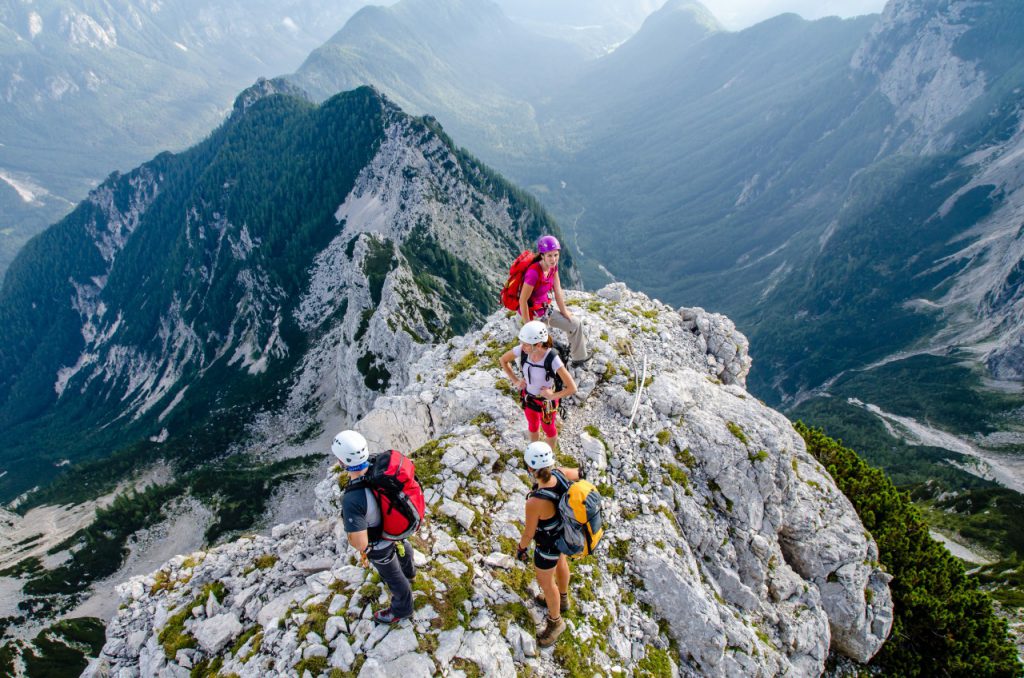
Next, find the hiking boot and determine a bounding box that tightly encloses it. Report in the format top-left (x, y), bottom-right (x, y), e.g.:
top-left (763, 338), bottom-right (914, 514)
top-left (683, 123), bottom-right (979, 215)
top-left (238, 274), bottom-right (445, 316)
top-left (373, 607), bottom-right (411, 625)
top-left (537, 615), bottom-right (566, 647)
top-left (533, 591), bottom-right (569, 612)
top-left (571, 354), bottom-right (592, 368)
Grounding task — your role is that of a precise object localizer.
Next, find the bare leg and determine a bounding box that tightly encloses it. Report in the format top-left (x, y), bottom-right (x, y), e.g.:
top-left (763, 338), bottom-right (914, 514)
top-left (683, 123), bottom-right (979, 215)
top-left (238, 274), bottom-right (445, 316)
top-left (555, 555), bottom-right (570, 595)
top-left (535, 565), bottom-right (561, 619)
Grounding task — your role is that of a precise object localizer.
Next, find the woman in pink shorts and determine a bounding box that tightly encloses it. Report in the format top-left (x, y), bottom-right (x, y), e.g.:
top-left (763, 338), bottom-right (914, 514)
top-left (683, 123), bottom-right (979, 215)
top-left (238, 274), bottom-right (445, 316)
top-left (500, 321), bottom-right (577, 447)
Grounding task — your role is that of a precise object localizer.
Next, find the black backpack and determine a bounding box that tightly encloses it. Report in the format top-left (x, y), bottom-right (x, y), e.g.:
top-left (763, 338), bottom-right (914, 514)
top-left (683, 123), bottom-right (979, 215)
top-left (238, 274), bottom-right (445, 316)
top-left (519, 342), bottom-right (570, 419)
top-left (519, 342), bottom-right (569, 393)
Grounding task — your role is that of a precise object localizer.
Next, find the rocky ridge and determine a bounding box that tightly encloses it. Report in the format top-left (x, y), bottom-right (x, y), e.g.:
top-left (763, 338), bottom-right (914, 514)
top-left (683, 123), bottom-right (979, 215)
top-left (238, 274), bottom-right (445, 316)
top-left (88, 285), bottom-right (893, 677)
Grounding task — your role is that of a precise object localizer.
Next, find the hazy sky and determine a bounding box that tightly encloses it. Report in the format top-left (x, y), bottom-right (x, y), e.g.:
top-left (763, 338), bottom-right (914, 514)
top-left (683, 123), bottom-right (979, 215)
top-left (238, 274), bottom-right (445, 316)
top-left (702, 0), bottom-right (887, 30)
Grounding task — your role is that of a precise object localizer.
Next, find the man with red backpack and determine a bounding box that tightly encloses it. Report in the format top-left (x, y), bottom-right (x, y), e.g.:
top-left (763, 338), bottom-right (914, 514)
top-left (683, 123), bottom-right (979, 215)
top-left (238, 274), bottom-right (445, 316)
top-left (332, 430), bottom-right (422, 625)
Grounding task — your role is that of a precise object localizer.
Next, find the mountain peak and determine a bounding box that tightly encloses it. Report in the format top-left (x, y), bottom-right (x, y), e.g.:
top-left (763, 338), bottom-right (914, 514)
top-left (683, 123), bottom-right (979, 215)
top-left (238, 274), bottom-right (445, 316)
top-left (660, 0), bottom-right (723, 26)
top-left (611, 0), bottom-right (722, 60)
top-left (86, 285), bottom-right (893, 677)
top-left (231, 77), bottom-right (311, 117)
top-left (645, 0), bottom-right (723, 35)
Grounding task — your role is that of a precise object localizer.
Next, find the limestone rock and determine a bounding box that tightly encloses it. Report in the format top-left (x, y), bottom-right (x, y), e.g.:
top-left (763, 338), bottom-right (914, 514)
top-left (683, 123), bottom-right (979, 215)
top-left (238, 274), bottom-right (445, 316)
top-left (193, 613), bottom-right (242, 654)
top-left (91, 287), bottom-right (892, 678)
top-left (357, 652), bottom-right (436, 677)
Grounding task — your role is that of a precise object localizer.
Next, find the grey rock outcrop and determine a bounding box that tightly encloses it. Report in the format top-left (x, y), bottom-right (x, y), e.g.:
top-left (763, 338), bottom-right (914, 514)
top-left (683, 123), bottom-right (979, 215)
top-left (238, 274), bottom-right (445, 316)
top-left (89, 286), bottom-right (892, 677)
top-left (851, 0), bottom-right (986, 154)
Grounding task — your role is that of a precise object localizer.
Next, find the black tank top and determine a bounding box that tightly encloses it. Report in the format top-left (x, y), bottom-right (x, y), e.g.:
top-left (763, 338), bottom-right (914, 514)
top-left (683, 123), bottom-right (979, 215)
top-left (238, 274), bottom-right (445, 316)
top-left (529, 469), bottom-right (570, 547)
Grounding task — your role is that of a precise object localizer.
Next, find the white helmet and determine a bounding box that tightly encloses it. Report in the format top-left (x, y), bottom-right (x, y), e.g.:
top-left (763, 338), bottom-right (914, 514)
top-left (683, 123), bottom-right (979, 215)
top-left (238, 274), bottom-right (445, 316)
top-left (524, 441), bottom-right (555, 470)
top-left (518, 320), bottom-right (548, 345)
top-left (332, 430), bottom-right (369, 468)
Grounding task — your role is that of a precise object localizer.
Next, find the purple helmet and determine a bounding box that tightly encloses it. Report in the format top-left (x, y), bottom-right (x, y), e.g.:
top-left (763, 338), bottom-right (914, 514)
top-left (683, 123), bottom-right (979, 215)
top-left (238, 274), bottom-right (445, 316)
top-left (537, 235), bottom-right (561, 253)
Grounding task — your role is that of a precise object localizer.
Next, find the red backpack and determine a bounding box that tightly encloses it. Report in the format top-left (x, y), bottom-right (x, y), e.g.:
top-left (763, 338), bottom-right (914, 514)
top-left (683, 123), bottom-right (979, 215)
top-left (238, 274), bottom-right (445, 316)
top-left (501, 251), bottom-right (541, 312)
top-left (347, 450), bottom-right (426, 541)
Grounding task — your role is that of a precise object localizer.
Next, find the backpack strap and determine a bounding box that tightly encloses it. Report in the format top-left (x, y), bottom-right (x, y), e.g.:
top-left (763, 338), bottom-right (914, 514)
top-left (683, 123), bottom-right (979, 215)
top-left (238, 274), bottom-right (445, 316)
top-left (520, 351), bottom-right (548, 391)
top-left (344, 475), bottom-right (368, 493)
top-left (543, 349), bottom-right (558, 382)
top-left (528, 469), bottom-right (570, 503)
top-left (529, 487), bottom-right (560, 503)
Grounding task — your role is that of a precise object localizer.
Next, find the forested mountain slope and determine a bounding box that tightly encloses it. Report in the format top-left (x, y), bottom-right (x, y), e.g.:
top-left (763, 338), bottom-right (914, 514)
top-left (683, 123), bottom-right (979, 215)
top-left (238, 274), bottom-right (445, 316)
top-left (0, 81), bottom-right (568, 504)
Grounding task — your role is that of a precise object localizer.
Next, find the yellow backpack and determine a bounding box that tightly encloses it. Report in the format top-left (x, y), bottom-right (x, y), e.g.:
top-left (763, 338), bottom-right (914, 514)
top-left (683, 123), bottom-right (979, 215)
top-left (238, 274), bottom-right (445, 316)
top-left (557, 479), bottom-right (605, 558)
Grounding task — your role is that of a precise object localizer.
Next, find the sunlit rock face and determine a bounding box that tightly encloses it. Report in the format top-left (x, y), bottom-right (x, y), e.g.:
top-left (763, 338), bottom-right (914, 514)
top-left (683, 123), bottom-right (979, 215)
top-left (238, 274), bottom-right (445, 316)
top-left (88, 285), bottom-right (892, 677)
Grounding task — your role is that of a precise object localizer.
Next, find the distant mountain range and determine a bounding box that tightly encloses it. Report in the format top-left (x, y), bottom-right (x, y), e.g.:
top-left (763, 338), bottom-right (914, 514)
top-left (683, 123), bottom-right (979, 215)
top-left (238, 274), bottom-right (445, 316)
top-left (0, 0), bottom-right (383, 277)
top-left (287, 0), bottom-right (1024, 421)
top-left (291, 0), bottom-right (590, 173)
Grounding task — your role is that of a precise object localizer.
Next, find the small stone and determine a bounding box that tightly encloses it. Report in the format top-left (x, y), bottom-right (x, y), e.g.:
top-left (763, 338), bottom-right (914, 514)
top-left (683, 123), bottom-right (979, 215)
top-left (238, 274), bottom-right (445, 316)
top-left (257, 587), bottom-right (310, 628)
top-left (174, 650), bottom-right (192, 669)
top-left (438, 499), bottom-right (476, 530)
top-left (333, 565), bottom-right (367, 587)
top-left (414, 605), bottom-right (438, 622)
top-left (440, 559), bottom-right (469, 578)
top-left (519, 627), bottom-right (538, 658)
top-left (432, 530), bottom-right (459, 554)
top-left (597, 283), bottom-right (625, 301)
top-left (580, 432), bottom-right (608, 472)
top-left (483, 552), bottom-right (515, 569)
top-left (362, 622), bottom-right (391, 652)
top-left (435, 627), bottom-right (465, 666)
top-left (357, 653), bottom-right (436, 677)
top-left (126, 630), bottom-right (147, 655)
top-left (296, 557), bottom-right (335, 574)
top-left (330, 634), bottom-right (355, 670)
top-left (325, 615), bottom-right (347, 641)
top-left (368, 626), bottom-right (418, 663)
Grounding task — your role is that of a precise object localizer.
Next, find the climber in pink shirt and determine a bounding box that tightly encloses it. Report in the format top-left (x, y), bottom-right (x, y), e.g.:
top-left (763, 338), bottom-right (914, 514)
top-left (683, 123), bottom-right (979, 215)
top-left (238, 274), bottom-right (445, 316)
top-left (518, 235), bottom-right (589, 364)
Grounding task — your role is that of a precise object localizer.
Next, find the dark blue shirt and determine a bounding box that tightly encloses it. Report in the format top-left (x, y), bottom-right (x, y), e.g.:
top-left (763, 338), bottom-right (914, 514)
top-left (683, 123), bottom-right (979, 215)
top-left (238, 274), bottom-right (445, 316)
top-left (341, 484), bottom-right (389, 553)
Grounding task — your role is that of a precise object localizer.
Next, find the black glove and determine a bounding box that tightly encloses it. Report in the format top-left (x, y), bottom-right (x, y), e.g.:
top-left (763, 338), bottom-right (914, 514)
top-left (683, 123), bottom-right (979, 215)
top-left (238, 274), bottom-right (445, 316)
top-left (578, 464), bottom-right (587, 480)
top-left (516, 546), bottom-right (530, 563)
